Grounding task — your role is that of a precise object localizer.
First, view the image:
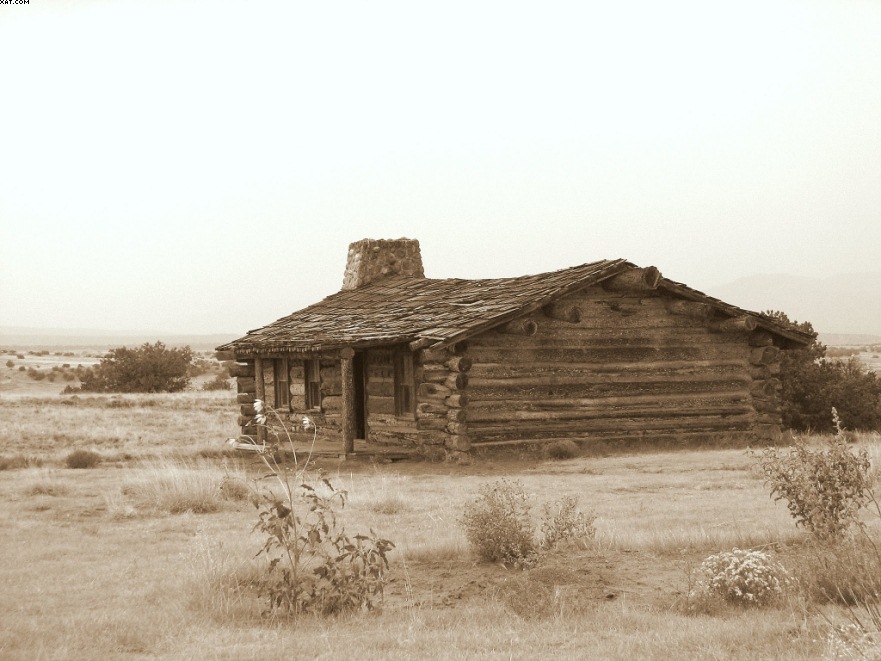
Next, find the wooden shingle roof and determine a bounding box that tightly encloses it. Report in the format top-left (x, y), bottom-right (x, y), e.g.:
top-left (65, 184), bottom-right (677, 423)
top-left (218, 259), bottom-right (813, 354)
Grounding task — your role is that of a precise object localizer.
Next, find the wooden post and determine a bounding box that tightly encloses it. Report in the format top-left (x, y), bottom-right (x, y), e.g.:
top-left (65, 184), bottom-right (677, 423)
top-left (254, 356), bottom-right (266, 444)
top-left (340, 347), bottom-right (356, 455)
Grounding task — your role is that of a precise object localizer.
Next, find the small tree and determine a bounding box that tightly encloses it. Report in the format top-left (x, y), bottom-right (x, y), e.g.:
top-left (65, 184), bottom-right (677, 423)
top-left (753, 411), bottom-right (871, 539)
top-left (762, 311), bottom-right (881, 432)
top-left (79, 342), bottom-right (193, 393)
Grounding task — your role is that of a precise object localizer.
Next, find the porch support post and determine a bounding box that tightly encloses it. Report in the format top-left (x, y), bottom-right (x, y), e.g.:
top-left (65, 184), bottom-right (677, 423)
top-left (339, 347), bottom-right (356, 455)
top-left (254, 356), bottom-right (266, 444)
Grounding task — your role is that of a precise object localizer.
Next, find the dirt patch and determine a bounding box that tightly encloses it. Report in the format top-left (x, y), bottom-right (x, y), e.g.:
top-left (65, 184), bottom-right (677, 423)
top-left (385, 546), bottom-right (695, 616)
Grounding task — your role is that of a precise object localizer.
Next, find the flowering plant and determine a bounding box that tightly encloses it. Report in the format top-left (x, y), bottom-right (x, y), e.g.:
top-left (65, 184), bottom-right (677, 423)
top-left (695, 548), bottom-right (792, 606)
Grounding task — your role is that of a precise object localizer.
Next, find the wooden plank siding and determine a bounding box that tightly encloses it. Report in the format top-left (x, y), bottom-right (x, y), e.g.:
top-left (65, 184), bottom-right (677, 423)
top-left (462, 286), bottom-right (765, 445)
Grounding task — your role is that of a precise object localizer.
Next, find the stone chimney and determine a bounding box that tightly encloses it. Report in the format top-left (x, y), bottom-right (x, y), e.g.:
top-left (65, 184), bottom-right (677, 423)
top-left (341, 238), bottom-right (425, 290)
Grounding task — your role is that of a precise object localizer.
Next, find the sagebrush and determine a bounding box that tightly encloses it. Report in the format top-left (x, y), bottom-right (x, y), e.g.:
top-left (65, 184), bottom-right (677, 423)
top-left (752, 411), bottom-right (871, 539)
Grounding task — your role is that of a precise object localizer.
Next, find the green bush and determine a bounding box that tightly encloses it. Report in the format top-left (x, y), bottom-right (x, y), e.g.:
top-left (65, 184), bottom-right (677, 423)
top-left (461, 479), bottom-right (538, 568)
top-left (78, 341), bottom-right (193, 393)
top-left (752, 412), bottom-right (871, 539)
top-left (539, 495), bottom-right (596, 550)
top-left (762, 311), bottom-right (881, 432)
top-left (201, 373), bottom-right (231, 391)
top-left (65, 449), bottom-right (102, 469)
top-left (542, 439), bottom-right (580, 460)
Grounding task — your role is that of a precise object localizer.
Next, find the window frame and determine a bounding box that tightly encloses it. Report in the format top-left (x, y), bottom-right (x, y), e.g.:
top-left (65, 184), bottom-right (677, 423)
top-left (393, 350), bottom-right (415, 419)
top-left (274, 358), bottom-right (290, 411)
top-left (304, 359), bottom-right (321, 410)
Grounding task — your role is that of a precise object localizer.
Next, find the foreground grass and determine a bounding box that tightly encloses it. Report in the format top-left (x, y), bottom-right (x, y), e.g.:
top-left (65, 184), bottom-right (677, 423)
top-left (3, 442), bottom-right (868, 660)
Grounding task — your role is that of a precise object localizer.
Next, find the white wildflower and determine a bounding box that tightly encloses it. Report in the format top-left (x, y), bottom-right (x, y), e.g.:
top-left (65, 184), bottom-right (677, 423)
top-left (254, 399), bottom-right (264, 413)
top-left (255, 414), bottom-right (267, 425)
top-left (302, 416), bottom-right (314, 431)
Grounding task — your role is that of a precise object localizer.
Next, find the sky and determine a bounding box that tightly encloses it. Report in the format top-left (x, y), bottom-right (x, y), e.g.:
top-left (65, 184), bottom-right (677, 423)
top-left (1, 0), bottom-right (879, 335)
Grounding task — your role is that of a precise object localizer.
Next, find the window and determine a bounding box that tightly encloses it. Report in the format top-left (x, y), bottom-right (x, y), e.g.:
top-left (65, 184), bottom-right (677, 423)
top-left (274, 358), bottom-right (290, 410)
top-left (393, 351), bottom-right (415, 417)
top-left (305, 359), bottom-right (321, 410)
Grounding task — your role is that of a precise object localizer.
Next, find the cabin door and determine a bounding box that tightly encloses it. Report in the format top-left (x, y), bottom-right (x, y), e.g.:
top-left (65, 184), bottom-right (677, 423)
top-left (353, 352), bottom-right (367, 440)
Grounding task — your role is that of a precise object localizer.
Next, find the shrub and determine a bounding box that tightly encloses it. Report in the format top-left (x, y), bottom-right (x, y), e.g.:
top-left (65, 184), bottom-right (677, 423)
top-left (0, 454), bottom-right (43, 471)
top-left (201, 373), bottom-right (231, 391)
top-left (65, 449), bottom-right (102, 469)
top-left (542, 439), bottom-right (580, 460)
top-left (762, 311), bottom-right (881, 432)
top-left (539, 495), bottom-right (596, 550)
top-left (78, 341), bottom-right (193, 393)
top-left (5, 360), bottom-right (13, 368)
top-left (693, 548), bottom-right (792, 606)
top-left (461, 479), bottom-right (538, 568)
top-left (752, 412), bottom-right (871, 539)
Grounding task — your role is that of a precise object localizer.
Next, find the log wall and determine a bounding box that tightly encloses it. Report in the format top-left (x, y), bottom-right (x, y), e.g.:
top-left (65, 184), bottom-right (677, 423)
top-left (462, 287), bottom-right (782, 446)
top-left (227, 353), bottom-right (345, 444)
top-left (363, 348), bottom-right (418, 445)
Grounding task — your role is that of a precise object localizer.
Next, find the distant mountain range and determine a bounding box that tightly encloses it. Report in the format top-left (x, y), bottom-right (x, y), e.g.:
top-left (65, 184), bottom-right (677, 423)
top-left (0, 327), bottom-right (239, 351)
top-left (2, 271), bottom-right (879, 349)
top-left (705, 272), bottom-right (881, 341)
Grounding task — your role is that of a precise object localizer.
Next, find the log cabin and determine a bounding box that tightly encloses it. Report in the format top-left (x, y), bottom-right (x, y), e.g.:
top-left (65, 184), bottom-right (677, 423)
top-left (216, 238), bottom-right (813, 458)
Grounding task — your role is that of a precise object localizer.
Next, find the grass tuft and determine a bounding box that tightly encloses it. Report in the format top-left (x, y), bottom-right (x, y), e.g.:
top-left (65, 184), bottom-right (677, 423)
top-left (65, 449), bottom-right (102, 469)
top-left (121, 458), bottom-right (245, 514)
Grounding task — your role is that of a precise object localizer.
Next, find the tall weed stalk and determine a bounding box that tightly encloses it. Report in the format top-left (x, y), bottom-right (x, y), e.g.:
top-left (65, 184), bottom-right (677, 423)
top-left (236, 401), bottom-right (394, 617)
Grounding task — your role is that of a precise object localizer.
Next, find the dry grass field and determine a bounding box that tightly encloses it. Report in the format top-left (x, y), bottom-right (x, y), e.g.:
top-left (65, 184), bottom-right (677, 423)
top-left (1, 350), bottom-right (880, 660)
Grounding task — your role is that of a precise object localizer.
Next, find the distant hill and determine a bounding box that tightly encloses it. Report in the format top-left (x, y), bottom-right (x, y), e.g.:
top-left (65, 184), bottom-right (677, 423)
top-left (0, 327), bottom-right (240, 351)
top-left (705, 272), bottom-right (881, 337)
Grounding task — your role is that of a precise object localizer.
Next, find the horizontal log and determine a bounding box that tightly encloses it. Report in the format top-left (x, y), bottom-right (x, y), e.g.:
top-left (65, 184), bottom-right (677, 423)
top-left (240, 403), bottom-right (258, 416)
top-left (750, 346), bottom-right (781, 366)
top-left (749, 379), bottom-right (781, 398)
top-left (468, 413), bottom-right (756, 438)
top-left (215, 350), bottom-right (237, 362)
top-left (467, 369), bottom-right (752, 388)
top-left (228, 363), bottom-right (255, 378)
top-left (602, 266), bottom-right (661, 292)
top-left (446, 421), bottom-right (468, 435)
top-left (709, 316), bottom-right (758, 333)
top-left (420, 349), bottom-right (453, 364)
top-left (543, 302), bottom-right (583, 323)
top-left (752, 398), bottom-right (779, 414)
top-left (447, 408), bottom-right (467, 423)
top-left (496, 319), bottom-right (539, 336)
top-left (421, 366), bottom-right (450, 383)
top-left (665, 299), bottom-right (713, 320)
top-left (417, 430), bottom-right (449, 446)
top-left (236, 377), bottom-right (256, 394)
top-left (236, 392), bottom-right (255, 404)
top-left (446, 356), bottom-right (473, 372)
top-left (472, 430), bottom-right (759, 447)
top-left (237, 414), bottom-right (256, 427)
top-left (468, 390), bottom-right (750, 410)
top-left (417, 402), bottom-right (451, 415)
top-left (417, 417), bottom-right (450, 431)
top-left (465, 345), bottom-right (752, 364)
top-left (409, 337), bottom-right (435, 351)
top-left (445, 373), bottom-right (469, 391)
top-left (748, 331), bottom-right (775, 347)
top-left (467, 403), bottom-right (754, 424)
top-left (446, 394), bottom-right (469, 408)
top-left (419, 383), bottom-right (452, 398)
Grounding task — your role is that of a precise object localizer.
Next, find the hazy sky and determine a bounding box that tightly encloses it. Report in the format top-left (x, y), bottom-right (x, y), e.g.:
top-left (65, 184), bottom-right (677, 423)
top-left (1, 0), bottom-right (879, 335)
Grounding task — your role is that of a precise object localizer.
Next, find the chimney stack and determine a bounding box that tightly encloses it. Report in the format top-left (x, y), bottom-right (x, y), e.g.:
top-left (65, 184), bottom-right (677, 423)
top-left (341, 238), bottom-right (425, 290)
